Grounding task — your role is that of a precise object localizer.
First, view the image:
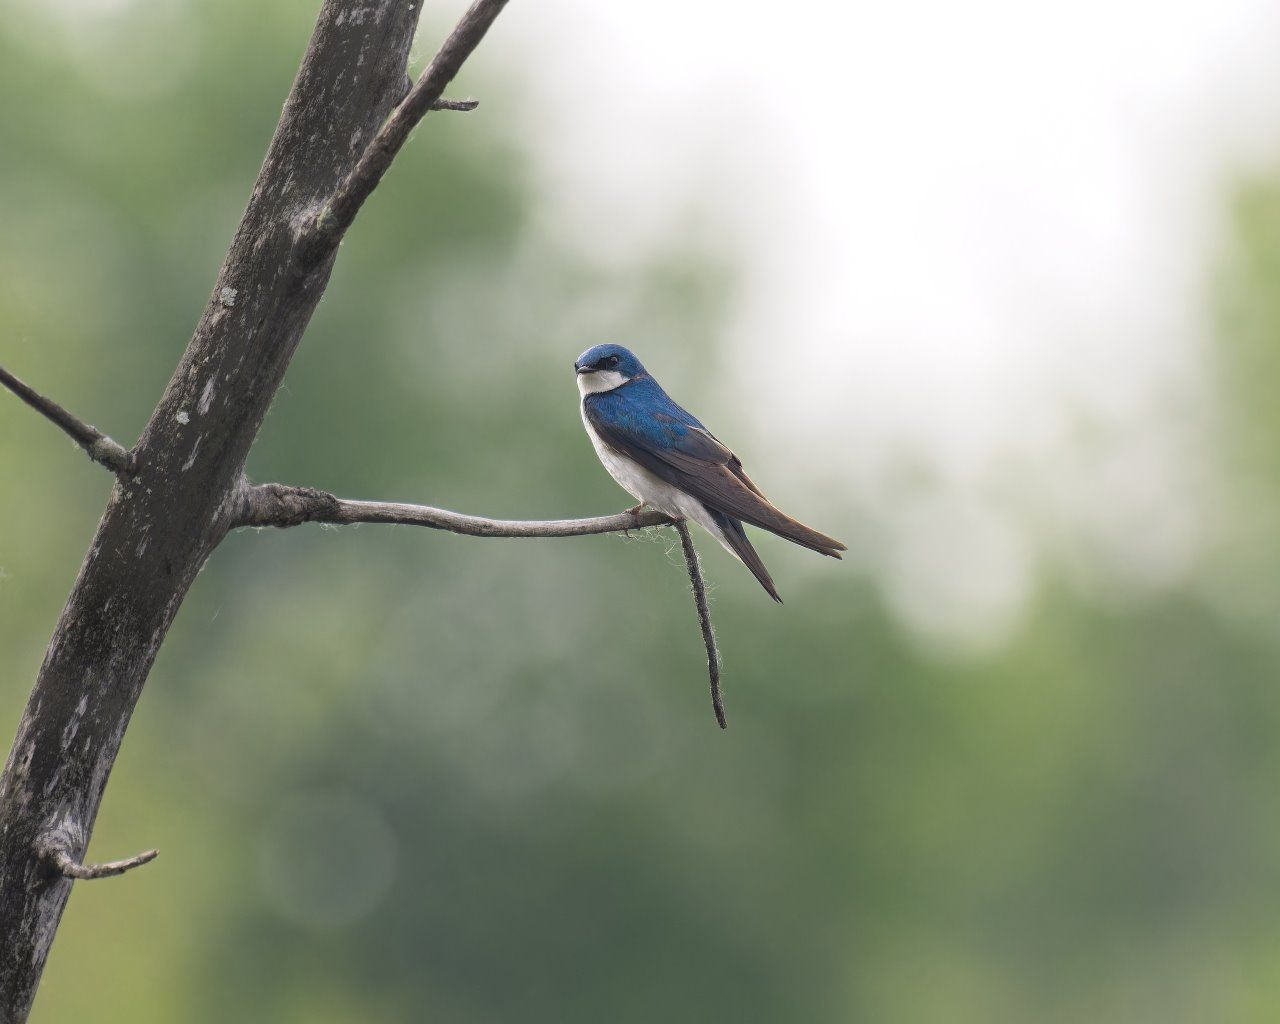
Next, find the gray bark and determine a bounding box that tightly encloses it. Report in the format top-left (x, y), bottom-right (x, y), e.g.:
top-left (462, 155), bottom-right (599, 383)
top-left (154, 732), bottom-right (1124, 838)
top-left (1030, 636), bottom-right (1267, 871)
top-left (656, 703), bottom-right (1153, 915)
top-left (0, 4), bottom-right (420, 1018)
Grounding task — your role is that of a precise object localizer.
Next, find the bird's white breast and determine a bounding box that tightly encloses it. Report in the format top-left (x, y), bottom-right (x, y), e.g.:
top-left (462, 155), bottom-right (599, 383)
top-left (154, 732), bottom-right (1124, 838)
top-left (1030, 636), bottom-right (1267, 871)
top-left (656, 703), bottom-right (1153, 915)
top-left (577, 371), bottom-right (668, 505)
top-left (579, 403), bottom-right (658, 503)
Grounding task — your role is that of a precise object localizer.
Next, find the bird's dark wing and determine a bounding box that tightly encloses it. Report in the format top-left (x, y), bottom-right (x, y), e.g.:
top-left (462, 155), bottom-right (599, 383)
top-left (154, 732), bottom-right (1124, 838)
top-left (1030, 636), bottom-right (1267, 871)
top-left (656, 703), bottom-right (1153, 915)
top-left (584, 381), bottom-right (846, 557)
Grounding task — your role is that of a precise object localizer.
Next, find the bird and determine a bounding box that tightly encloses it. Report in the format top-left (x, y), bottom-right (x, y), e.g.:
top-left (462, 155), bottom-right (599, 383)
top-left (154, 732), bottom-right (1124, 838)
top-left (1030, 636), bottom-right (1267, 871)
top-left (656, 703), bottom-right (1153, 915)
top-left (575, 343), bottom-right (845, 602)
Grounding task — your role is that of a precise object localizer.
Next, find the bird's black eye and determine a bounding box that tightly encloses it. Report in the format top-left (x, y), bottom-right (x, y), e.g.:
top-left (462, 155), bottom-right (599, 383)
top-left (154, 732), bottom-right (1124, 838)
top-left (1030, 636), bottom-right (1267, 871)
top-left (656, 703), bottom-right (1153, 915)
top-left (606, 355), bottom-right (620, 369)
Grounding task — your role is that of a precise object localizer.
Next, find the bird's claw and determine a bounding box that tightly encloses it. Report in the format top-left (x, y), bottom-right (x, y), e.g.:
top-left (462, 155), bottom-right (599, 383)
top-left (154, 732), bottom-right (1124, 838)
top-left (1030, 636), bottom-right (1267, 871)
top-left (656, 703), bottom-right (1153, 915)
top-left (623, 503), bottom-right (646, 537)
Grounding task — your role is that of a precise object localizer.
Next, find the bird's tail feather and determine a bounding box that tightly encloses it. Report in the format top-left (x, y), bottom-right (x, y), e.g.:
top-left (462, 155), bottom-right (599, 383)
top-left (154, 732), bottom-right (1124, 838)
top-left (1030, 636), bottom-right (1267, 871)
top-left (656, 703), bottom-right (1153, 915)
top-left (708, 509), bottom-right (783, 603)
top-left (738, 503), bottom-right (845, 559)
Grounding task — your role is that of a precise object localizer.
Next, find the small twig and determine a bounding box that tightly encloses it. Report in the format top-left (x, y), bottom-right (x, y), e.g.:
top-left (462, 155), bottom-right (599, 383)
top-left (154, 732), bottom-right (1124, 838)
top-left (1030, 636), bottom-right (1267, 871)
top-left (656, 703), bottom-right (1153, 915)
top-left (675, 520), bottom-right (726, 730)
top-left (46, 848), bottom-right (158, 880)
top-left (301, 0), bottom-right (509, 263)
top-left (0, 364), bottom-right (133, 475)
top-left (235, 481), bottom-right (674, 537)
top-left (35, 832), bottom-right (157, 881)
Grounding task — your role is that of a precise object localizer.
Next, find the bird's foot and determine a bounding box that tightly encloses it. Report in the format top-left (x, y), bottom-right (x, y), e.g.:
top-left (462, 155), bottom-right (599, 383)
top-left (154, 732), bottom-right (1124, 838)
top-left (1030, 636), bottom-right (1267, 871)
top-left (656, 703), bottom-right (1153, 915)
top-left (624, 503), bottom-right (646, 536)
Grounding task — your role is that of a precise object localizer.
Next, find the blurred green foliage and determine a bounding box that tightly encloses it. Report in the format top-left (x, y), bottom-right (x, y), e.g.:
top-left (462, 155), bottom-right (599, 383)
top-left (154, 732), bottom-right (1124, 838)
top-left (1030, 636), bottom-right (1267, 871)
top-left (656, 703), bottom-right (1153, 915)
top-left (4, 2), bottom-right (1280, 1022)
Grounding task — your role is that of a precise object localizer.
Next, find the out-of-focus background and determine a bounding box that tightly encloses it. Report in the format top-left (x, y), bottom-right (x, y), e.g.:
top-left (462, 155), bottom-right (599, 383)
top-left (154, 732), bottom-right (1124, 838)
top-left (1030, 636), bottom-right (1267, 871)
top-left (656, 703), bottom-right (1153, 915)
top-left (3, 0), bottom-right (1280, 1020)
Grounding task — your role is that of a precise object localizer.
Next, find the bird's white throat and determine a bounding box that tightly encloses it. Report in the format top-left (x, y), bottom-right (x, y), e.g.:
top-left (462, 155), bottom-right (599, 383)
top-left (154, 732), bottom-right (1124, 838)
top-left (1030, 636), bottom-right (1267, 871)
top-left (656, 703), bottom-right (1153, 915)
top-left (576, 369), bottom-right (628, 396)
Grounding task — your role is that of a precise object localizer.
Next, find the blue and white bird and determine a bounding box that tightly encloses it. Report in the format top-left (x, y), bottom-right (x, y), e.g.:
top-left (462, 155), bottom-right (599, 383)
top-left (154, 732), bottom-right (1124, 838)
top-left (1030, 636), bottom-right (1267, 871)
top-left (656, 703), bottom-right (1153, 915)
top-left (575, 343), bottom-right (845, 602)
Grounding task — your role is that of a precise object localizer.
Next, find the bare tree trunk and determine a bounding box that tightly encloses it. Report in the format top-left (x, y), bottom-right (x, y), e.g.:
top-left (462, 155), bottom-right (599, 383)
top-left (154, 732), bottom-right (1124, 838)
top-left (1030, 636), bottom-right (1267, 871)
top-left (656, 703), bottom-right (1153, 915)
top-left (0, 5), bottom-right (420, 1018)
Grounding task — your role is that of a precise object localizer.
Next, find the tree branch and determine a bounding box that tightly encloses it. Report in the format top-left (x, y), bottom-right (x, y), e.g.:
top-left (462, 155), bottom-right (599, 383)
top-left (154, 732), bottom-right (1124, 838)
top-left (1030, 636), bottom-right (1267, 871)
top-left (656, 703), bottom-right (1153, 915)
top-left (35, 837), bottom-right (157, 881)
top-left (300, 0), bottom-right (510, 264)
top-left (675, 521), bottom-right (726, 730)
top-left (431, 98), bottom-right (480, 112)
top-left (237, 486), bottom-right (727, 729)
top-left (0, 364), bottom-right (133, 475)
top-left (236, 482), bottom-right (675, 537)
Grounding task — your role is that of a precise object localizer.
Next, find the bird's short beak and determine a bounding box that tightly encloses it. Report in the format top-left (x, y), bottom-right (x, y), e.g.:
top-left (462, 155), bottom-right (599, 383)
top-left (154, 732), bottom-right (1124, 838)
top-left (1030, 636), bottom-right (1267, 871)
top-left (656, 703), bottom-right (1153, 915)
top-left (575, 365), bottom-right (595, 375)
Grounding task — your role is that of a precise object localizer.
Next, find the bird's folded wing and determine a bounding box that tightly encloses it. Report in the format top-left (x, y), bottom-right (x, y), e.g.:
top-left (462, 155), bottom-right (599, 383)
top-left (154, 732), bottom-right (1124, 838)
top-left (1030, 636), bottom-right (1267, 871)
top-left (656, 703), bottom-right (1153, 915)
top-left (584, 403), bottom-right (845, 557)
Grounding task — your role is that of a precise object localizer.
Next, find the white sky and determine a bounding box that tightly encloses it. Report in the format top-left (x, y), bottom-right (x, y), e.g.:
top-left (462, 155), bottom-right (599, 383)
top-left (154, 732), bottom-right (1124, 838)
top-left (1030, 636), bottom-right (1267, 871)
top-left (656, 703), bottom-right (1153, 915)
top-left (485, 0), bottom-right (1280, 648)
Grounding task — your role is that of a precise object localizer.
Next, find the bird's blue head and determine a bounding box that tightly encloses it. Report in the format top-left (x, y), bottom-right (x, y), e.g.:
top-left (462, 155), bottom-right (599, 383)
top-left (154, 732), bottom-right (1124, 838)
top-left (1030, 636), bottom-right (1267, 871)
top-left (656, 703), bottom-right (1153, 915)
top-left (574, 344), bottom-right (647, 395)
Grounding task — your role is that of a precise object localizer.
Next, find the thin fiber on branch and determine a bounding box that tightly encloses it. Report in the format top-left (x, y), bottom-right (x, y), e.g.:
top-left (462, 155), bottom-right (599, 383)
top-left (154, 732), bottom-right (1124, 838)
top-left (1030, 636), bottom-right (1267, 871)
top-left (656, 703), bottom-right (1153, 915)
top-left (0, 364), bottom-right (133, 474)
top-left (675, 520), bottom-right (727, 729)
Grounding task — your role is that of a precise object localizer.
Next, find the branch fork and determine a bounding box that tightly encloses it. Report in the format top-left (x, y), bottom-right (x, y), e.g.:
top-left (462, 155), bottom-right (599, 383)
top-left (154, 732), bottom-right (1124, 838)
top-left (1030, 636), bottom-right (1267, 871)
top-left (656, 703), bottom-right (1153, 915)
top-left (299, 0), bottom-right (510, 265)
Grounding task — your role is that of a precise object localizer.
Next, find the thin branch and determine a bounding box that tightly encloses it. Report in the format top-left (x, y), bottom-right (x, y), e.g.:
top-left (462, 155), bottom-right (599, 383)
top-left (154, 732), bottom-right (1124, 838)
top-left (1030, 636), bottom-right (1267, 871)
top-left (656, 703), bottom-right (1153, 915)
top-left (34, 834), bottom-right (157, 881)
top-left (238, 486), bottom-right (726, 727)
top-left (0, 364), bottom-right (133, 474)
top-left (236, 482), bottom-right (675, 537)
top-left (675, 520), bottom-right (726, 730)
top-left (301, 0), bottom-right (510, 264)
top-left (431, 97), bottom-right (479, 111)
